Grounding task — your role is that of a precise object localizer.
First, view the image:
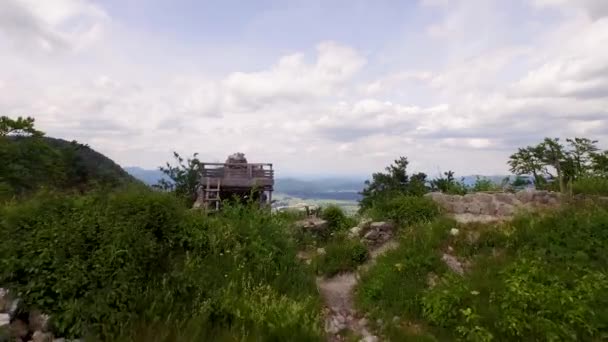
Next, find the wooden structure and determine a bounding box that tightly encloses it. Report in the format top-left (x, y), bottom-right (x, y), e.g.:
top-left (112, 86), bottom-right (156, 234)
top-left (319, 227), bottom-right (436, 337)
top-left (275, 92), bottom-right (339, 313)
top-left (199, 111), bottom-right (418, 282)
top-left (197, 156), bottom-right (274, 210)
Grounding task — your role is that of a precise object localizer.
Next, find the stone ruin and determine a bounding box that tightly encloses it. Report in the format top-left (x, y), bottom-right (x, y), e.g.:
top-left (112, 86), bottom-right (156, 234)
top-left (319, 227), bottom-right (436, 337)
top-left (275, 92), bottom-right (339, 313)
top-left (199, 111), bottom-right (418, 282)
top-left (425, 190), bottom-right (563, 223)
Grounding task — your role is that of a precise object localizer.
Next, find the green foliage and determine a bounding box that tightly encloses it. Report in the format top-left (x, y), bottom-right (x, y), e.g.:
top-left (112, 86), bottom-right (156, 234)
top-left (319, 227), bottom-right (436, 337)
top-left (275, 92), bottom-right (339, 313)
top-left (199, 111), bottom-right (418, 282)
top-left (357, 204), bottom-right (608, 341)
top-left (508, 137), bottom-right (608, 193)
top-left (571, 177), bottom-right (608, 196)
top-left (0, 116), bottom-right (138, 200)
top-left (315, 239), bottom-right (369, 276)
top-left (0, 188), bottom-right (322, 340)
top-left (470, 177), bottom-right (500, 192)
top-left (321, 204), bottom-right (355, 232)
top-left (430, 171), bottom-right (467, 195)
top-left (154, 152), bottom-right (202, 207)
top-left (359, 157), bottom-right (429, 211)
top-left (366, 195), bottom-right (440, 226)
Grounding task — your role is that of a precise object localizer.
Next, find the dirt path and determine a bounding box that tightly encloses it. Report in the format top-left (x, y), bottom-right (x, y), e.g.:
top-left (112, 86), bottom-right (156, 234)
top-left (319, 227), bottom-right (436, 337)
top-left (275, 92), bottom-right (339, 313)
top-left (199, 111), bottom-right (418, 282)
top-left (316, 240), bottom-right (399, 341)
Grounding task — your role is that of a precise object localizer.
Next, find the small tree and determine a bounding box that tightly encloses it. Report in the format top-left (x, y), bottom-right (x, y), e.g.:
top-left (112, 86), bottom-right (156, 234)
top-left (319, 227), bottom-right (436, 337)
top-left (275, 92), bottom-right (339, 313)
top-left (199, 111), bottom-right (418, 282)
top-left (155, 152), bottom-right (201, 206)
top-left (359, 157), bottom-right (428, 211)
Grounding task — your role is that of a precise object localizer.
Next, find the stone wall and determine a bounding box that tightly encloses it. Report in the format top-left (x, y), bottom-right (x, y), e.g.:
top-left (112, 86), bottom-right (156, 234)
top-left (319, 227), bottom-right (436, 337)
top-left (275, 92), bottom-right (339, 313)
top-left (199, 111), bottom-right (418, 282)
top-left (425, 190), bottom-right (562, 222)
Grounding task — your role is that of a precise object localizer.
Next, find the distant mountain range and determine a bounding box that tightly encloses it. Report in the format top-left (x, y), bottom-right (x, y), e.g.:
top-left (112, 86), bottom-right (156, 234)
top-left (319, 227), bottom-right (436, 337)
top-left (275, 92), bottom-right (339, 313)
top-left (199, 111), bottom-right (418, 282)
top-left (124, 167), bottom-right (513, 201)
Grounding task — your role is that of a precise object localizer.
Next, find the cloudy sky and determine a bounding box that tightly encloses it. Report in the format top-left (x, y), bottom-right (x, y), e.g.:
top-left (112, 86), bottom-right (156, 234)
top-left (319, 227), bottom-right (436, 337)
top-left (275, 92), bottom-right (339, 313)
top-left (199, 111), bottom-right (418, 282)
top-left (1, 0), bottom-right (608, 178)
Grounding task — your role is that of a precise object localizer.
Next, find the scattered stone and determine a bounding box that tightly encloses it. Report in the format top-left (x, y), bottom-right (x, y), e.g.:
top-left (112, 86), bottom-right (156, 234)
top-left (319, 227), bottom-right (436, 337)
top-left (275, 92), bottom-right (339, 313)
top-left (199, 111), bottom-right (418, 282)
top-left (442, 253), bottom-right (464, 275)
top-left (427, 273), bottom-right (439, 288)
top-left (32, 331), bottom-right (53, 342)
top-left (8, 299), bottom-right (20, 319)
top-left (316, 247), bottom-right (326, 256)
top-left (360, 335), bottom-right (378, 342)
top-left (376, 318), bottom-right (383, 326)
top-left (447, 245), bottom-right (454, 253)
top-left (358, 318), bottom-right (368, 327)
top-left (0, 314), bottom-right (9, 327)
top-left (392, 316), bottom-right (400, 323)
top-left (29, 311), bottom-right (50, 332)
top-left (450, 228), bottom-right (459, 236)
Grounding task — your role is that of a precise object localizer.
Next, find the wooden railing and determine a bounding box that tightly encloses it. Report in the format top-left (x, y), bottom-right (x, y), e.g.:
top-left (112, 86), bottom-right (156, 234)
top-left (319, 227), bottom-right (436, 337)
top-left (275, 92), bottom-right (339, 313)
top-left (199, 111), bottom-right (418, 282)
top-left (201, 163), bottom-right (274, 180)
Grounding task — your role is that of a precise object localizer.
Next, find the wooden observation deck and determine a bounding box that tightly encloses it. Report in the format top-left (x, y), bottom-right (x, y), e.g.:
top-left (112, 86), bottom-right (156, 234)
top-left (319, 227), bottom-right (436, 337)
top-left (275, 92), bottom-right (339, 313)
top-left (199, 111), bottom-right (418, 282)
top-left (197, 162), bottom-right (274, 210)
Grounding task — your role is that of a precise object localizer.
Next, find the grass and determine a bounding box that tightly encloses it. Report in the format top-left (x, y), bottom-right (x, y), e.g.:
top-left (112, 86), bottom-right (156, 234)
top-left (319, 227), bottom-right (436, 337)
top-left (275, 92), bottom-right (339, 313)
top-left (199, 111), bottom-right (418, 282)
top-left (355, 200), bottom-right (608, 341)
top-left (314, 238), bottom-right (369, 276)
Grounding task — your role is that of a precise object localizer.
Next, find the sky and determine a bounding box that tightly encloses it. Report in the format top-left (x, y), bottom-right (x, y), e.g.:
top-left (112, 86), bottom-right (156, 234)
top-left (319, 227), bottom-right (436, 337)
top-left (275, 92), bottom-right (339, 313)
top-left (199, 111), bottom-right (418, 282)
top-left (1, 0), bottom-right (608, 178)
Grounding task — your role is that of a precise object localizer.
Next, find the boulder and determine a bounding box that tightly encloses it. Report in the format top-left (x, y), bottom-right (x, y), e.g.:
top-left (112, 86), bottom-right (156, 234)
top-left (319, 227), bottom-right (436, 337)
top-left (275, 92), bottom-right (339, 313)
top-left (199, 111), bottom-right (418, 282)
top-left (515, 190), bottom-right (534, 203)
top-left (363, 230), bottom-right (379, 240)
top-left (496, 203), bottom-right (515, 216)
top-left (348, 226), bottom-right (362, 239)
top-left (0, 313), bottom-right (8, 327)
top-left (369, 221), bottom-right (393, 232)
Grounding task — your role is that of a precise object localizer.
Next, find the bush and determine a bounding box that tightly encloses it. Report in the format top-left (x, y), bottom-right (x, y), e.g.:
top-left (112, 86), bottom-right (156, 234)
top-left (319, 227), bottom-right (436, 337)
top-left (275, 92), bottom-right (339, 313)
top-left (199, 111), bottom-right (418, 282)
top-left (321, 204), bottom-right (349, 231)
top-left (0, 188), bottom-right (322, 340)
top-left (366, 195), bottom-right (440, 226)
top-left (470, 177), bottom-right (500, 192)
top-left (571, 177), bottom-right (608, 196)
top-left (315, 239), bottom-right (369, 276)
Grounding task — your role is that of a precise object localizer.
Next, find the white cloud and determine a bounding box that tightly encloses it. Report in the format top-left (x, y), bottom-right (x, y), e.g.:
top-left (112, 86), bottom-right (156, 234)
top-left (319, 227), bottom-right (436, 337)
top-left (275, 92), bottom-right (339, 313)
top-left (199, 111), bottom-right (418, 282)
top-left (1, 0), bottom-right (607, 177)
top-left (533, 0), bottom-right (608, 19)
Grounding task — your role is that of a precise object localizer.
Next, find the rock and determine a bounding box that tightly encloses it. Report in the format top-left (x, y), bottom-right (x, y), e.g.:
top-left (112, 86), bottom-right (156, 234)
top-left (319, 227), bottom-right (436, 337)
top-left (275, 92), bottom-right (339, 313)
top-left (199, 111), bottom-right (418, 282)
top-left (29, 311), bottom-right (50, 332)
top-left (10, 319), bottom-right (28, 340)
top-left (316, 248), bottom-right (326, 256)
top-left (496, 203), bottom-right (515, 216)
top-left (370, 221), bottom-right (393, 232)
top-left (324, 315), bottom-right (347, 334)
top-left (427, 273), bottom-right (439, 288)
top-left (0, 313), bottom-right (9, 327)
top-left (447, 245), bottom-right (454, 253)
top-left (32, 331), bottom-right (53, 342)
top-left (358, 318), bottom-right (368, 327)
top-left (363, 230), bottom-right (379, 240)
top-left (348, 226), bottom-right (362, 238)
top-left (442, 253), bottom-right (464, 275)
top-left (376, 318), bottom-right (383, 326)
top-left (449, 228), bottom-right (459, 236)
top-left (360, 335), bottom-right (378, 342)
top-left (8, 299), bottom-right (20, 319)
top-left (465, 201), bottom-right (482, 215)
top-left (295, 218), bottom-right (328, 232)
top-left (392, 316), bottom-right (400, 323)
top-left (358, 218), bottom-right (372, 229)
top-left (0, 289), bottom-right (7, 313)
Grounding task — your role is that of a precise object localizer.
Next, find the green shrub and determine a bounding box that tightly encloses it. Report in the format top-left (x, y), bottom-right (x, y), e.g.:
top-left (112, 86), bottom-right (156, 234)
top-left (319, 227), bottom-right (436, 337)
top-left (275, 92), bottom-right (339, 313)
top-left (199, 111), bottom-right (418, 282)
top-left (470, 177), bottom-right (500, 192)
top-left (571, 177), bottom-right (608, 196)
top-left (315, 239), bottom-right (369, 276)
top-left (366, 195), bottom-right (440, 226)
top-left (0, 188), bottom-right (322, 340)
top-left (321, 204), bottom-right (355, 232)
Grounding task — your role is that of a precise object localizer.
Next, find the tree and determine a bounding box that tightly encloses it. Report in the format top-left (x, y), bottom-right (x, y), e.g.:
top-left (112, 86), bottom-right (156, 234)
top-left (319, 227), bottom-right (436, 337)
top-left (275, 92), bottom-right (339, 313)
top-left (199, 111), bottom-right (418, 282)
top-left (359, 157), bottom-right (427, 210)
top-left (508, 137), bottom-right (606, 193)
top-left (0, 116), bottom-right (43, 137)
top-left (155, 152), bottom-right (202, 206)
top-left (508, 146), bottom-right (546, 187)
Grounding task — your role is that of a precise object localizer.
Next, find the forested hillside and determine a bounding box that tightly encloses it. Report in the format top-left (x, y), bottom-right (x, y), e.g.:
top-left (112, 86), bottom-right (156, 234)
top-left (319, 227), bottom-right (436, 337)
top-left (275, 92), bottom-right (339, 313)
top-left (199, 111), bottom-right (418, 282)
top-left (0, 117), bottom-right (139, 200)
